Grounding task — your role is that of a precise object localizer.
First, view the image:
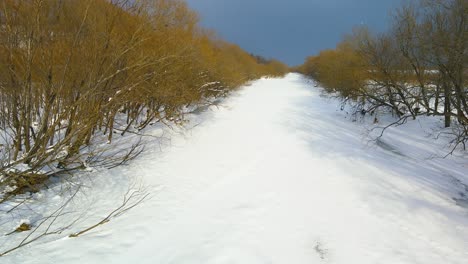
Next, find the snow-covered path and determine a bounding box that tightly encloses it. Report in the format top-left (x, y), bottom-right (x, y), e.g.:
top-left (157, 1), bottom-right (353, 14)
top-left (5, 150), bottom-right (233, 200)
top-left (3, 73), bottom-right (468, 263)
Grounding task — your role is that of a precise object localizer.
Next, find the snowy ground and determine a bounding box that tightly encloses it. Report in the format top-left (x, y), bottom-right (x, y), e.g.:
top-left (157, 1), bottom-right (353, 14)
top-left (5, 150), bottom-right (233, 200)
top-left (1, 73), bottom-right (468, 263)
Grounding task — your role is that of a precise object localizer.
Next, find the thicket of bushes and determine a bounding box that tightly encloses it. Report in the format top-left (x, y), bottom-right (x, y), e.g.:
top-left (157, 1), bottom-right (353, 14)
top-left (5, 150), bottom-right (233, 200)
top-left (297, 0), bottom-right (467, 148)
top-left (0, 0), bottom-right (288, 196)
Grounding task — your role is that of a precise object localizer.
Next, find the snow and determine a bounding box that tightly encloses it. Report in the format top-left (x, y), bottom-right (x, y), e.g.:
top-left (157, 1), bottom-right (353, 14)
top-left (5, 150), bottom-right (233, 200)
top-left (1, 73), bottom-right (468, 263)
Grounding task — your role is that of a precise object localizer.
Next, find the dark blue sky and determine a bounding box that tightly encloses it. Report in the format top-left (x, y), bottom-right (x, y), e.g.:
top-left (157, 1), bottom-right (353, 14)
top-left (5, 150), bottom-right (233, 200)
top-left (186, 0), bottom-right (402, 66)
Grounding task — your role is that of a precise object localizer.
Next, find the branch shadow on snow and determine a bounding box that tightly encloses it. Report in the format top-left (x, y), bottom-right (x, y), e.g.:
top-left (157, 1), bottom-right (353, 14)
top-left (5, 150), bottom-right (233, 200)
top-left (284, 76), bottom-right (468, 215)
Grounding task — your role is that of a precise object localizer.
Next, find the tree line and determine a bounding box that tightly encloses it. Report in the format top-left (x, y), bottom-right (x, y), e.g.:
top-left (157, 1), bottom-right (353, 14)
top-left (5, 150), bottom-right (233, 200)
top-left (297, 0), bottom-right (467, 148)
top-left (0, 0), bottom-right (288, 197)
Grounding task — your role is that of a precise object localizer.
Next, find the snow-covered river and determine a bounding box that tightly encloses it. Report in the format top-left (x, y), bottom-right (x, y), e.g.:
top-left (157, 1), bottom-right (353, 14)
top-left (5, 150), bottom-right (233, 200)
top-left (2, 73), bottom-right (468, 264)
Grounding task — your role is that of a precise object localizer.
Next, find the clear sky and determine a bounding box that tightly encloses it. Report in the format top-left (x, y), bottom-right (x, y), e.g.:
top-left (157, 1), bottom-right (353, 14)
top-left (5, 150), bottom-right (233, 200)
top-left (185, 0), bottom-right (402, 66)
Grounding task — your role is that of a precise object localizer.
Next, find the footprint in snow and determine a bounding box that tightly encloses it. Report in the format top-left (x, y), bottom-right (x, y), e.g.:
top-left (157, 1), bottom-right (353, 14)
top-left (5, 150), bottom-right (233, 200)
top-left (313, 240), bottom-right (330, 262)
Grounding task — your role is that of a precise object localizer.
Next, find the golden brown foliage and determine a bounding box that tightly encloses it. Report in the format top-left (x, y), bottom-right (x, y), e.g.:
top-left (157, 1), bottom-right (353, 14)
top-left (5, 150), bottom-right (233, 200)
top-left (299, 0), bottom-right (466, 125)
top-left (0, 0), bottom-right (288, 191)
top-left (298, 42), bottom-right (368, 98)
